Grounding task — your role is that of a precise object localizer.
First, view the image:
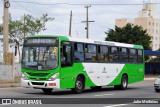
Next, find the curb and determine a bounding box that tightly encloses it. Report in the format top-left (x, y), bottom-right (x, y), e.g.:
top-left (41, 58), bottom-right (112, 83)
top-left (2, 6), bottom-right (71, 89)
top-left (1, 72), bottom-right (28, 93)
top-left (144, 78), bottom-right (156, 80)
top-left (0, 86), bottom-right (21, 88)
top-left (0, 83), bottom-right (21, 88)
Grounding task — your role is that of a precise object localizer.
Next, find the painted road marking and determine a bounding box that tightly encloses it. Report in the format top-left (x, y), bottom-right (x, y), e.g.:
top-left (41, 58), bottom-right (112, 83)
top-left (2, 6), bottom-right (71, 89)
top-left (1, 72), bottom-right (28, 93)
top-left (104, 104), bottom-right (128, 107)
top-left (94, 93), bottom-right (115, 96)
top-left (151, 89), bottom-right (155, 92)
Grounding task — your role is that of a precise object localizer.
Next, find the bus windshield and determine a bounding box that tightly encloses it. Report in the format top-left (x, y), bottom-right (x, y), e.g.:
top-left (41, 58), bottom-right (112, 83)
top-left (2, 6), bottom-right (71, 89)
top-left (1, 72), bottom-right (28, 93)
top-left (22, 38), bottom-right (59, 70)
top-left (22, 46), bottom-right (58, 70)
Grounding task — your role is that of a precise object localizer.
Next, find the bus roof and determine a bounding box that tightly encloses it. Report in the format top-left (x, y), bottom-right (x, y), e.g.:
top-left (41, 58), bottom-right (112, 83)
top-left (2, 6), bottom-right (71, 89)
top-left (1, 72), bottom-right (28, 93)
top-left (26, 35), bottom-right (143, 49)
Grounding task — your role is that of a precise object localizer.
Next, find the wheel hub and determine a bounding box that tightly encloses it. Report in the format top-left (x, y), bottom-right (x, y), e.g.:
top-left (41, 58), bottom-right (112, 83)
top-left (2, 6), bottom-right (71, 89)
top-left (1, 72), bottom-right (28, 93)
top-left (123, 79), bottom-right (127, 87)
top-left (76, 80), bottom-right (82, 89)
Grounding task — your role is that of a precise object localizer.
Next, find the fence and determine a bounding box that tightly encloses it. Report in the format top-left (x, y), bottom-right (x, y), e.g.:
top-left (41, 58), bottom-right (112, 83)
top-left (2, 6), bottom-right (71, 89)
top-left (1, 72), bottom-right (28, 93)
top-left (0, 63), bottom-right (21, 81)
top-left (145, 62), bottom-right (160, 74)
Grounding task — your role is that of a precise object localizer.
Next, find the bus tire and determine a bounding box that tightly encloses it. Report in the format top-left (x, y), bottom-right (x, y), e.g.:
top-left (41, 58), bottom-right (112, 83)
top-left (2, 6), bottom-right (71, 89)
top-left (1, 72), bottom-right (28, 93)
top-left (90, 86), bottom-right (102, 90)
top-left (120, 75), bottom-right (128, 90)
top-left (114, 75), bottom-right (128, 90)
top-left (42, 88), bottom-right (53, 94)
top-left (155, 89), bottom-right (160, 92)
top-left (71, 76), bottom-right (84, 94)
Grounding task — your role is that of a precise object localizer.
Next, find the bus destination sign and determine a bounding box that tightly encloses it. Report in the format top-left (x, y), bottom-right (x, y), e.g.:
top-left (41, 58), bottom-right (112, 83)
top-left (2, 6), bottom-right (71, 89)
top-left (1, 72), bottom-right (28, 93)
top-left (24, 38), bottom-right (58, 46)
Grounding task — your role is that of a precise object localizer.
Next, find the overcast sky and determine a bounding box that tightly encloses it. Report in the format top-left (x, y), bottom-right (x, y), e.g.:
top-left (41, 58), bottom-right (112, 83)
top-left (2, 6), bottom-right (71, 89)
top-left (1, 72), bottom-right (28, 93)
top-left (0, 0), bottom-right (160, 40)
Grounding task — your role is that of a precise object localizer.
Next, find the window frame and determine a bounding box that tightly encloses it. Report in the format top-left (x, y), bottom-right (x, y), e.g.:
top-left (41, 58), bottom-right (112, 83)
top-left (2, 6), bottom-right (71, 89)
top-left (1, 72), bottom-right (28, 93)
top-left (61, 40), bottom-right (144, 64)
top-left (129, 48), bottom-right (138, 63)
top-left (98, 45), bottom-right (109, 63)
top-left (119, 47), bottom-right (129, 63)
top-left (137, 49), bottom-right (143, 63)
top-left (73, 42), bottom-right (85, 62)
top-left (85, 43), bottom-right (98, 62)
top-left (109, 46), bottom-right (119, 63)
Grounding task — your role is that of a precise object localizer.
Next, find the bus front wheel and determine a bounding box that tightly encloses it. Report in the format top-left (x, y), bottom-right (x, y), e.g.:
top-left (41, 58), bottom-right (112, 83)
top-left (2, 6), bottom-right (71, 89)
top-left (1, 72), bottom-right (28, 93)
top-left (114, 75), bottom-right (128, 90)
top-left (71, 77), bottom-right (84, 94)
top-left (155, 89), bottom-right (160, 92)
top-left (42, 88), bottom-right (53, 94)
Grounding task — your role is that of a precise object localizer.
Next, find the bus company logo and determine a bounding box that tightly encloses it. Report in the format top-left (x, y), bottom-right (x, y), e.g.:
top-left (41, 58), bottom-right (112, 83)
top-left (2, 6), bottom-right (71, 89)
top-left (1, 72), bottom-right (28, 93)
top-left (103, 67), bottom-right (106, 71)
top-left (2, 99), bottom-right (11, 105)
top-left (36, 78), bottom-right (39, 80)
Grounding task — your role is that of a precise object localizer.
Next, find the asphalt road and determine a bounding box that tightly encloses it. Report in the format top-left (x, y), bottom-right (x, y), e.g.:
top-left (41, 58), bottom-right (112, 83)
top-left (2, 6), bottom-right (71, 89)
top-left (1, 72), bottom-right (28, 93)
top-left (0, 80), bottom-right (159, 107)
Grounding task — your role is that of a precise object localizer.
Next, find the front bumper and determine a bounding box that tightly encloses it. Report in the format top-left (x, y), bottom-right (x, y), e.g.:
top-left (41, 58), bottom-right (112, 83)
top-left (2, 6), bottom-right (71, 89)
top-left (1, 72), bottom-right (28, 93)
top-left (21, 78), bottom-right (60, 89)
top-left (154, 84), bottom-right (160, 89)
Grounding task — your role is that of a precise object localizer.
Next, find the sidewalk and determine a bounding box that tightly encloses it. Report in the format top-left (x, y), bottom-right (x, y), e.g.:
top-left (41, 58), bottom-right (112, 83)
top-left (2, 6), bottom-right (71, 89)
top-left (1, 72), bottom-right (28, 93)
top-left (0, 75), bottom-right (159, 88)
top-left (0, 77), bottom-right (21, 88)
top-left (144, 74), bottom-right (159, 80)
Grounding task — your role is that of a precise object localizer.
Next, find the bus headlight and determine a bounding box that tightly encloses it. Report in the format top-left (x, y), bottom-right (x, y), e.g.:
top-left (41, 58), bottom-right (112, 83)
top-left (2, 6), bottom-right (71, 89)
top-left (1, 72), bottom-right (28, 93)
top-left (48, 73), bottom-right (59, 81)
top-left (21, 73), bottom-right (29, 80)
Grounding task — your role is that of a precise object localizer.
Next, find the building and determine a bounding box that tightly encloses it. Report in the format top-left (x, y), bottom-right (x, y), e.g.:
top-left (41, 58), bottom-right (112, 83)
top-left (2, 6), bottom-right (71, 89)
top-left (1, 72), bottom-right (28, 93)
top-left (0, 18), bottom-right (2, 24)
top-left (115, 1), bottom-right (160, 51)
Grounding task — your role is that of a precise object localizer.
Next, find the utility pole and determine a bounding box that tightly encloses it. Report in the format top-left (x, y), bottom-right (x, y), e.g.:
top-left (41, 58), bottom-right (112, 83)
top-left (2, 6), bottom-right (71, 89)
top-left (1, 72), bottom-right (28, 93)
top-left (69, 10), bottom-right (72, 36)
top-left (24, 14), bottom-right (26, 38)
top-left (3, 0), bottom-right (10, 62)
top-left (82, 5), bottom-right (94, 39)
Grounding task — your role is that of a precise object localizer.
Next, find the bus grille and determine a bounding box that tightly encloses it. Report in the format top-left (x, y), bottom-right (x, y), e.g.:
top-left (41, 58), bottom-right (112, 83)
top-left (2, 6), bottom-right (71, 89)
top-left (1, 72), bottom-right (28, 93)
top-left (27, 73), bottom-right (50, 77)
top-left (31, 82), bottom-right (44, 86)
top-left (30, 77), bottom-right (47, 81)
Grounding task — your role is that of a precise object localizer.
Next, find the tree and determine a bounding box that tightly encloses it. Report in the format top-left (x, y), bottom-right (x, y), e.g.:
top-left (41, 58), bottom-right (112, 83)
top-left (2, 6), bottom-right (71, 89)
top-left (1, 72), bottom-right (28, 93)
top-left (105, 23), bottom-right (151, 50)
top-left (105, 23), bottom-right (152, 61)
top-left (0, 13), bottom-right (54, 62)
top-left (0, 13), bottom-right (54, 44)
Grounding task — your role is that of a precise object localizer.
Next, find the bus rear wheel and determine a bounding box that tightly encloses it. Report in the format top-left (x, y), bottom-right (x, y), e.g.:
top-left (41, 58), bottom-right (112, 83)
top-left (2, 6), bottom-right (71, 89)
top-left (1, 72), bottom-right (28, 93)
top-left (114, 75), bottom-right (128, 90)
top-left (42, 88), bottom-right (53, 94)
top-left (71, 77), bottom-right (84, 94)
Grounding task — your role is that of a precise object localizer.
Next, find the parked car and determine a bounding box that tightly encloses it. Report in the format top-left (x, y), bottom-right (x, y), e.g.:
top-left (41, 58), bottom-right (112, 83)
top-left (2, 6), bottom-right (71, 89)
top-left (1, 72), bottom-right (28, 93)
top-left (154, 76), bottom-right (160, 92)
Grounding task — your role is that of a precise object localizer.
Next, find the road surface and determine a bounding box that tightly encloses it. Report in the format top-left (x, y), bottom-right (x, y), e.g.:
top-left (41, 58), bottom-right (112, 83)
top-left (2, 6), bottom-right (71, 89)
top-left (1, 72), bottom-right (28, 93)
top-left (0, 80), bottom-right (159, 107)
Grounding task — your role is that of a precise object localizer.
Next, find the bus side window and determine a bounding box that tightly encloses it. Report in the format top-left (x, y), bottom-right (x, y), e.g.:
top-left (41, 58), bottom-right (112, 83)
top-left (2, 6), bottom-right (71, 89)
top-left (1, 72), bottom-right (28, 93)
top-left (129, 49), bottom-right (137, 63)
top-left (119, 48), bottom-right (128, 63)
top-left (85, 44), bottom-right (97, 62)
top-left (138, 50), bottom-right (143, 63)
top-left (73, 43), bottom-right (84, 61)
top-left (98, 45), bottom-right (109, 62)
top-left (109, 47), bottom-right (119, 62)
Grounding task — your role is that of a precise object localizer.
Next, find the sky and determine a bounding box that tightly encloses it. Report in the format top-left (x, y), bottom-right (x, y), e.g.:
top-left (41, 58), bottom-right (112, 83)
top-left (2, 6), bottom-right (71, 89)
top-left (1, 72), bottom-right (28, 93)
top-left (0, 0), bottom-right (160, 40)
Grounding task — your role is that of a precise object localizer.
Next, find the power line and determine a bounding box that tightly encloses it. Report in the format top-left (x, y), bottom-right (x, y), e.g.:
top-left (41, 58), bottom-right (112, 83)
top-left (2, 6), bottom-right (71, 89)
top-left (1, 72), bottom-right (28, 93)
top-left (9, 1), bottom-right (160, 6)
top-left (73, 20), bottom-right (79, 37)
top-left (13, 2), bottom-right (39, 16)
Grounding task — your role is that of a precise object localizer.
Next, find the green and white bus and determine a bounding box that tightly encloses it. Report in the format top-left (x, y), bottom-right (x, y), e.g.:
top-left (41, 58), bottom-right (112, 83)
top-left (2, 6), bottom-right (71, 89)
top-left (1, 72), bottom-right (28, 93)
top-left (21, 35), bottom-right (144, 94)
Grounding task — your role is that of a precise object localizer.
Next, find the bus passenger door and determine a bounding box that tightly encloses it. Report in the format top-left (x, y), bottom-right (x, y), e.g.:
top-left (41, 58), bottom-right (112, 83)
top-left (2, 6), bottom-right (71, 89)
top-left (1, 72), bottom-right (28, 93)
top-left (60, 42), bottom-right (75, 89)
